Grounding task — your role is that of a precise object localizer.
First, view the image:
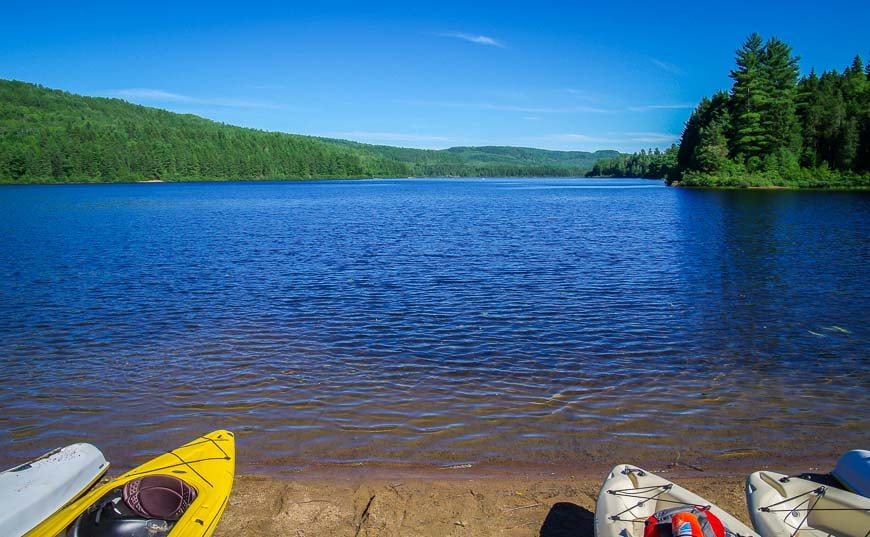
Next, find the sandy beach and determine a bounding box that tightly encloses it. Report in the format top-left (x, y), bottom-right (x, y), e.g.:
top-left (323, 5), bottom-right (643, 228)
top-left (214, 469), bottom-right (752, 537)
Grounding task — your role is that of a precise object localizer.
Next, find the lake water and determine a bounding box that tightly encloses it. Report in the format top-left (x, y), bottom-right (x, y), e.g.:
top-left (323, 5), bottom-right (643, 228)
top-left (0, 178), bottom-right (867, 475)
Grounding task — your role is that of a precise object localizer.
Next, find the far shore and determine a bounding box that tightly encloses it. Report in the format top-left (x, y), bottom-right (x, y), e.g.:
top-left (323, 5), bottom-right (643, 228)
top-left (214, 469), bottom-right (753, 537)
top-left (2, 176), bottom-right (868, 190)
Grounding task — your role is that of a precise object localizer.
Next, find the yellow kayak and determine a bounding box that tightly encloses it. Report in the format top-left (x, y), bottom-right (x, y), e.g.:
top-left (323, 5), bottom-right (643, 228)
top-left (26, 430), bottom-right (235, 537)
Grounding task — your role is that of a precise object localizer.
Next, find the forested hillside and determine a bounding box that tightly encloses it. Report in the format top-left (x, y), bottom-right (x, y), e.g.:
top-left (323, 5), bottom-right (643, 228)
top-left (0, 80), bottom-right (411, 182)
top-left (593, 35), bottom-right (870, 188)
top-left (0, 80), bottom-right (613, 183)
top-left (327, 139), bottom-right (619, 177)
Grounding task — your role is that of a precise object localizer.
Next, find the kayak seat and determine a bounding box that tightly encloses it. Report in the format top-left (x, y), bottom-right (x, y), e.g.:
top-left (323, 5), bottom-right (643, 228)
top-left (123, 474), bottom-right (197, 520)
top-left (66, 475), bottom-right (197, 537)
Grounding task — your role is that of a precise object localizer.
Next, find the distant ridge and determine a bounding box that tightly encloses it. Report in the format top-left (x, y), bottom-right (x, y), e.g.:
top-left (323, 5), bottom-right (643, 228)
top-left (0, 79), bottom-right (620, 183)
top-left (323, 139), bottom-right (620, 177)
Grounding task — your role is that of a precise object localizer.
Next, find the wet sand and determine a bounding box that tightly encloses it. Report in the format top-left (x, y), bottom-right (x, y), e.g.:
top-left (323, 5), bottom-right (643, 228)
top-left (214, 469), bottom-right (753, 537)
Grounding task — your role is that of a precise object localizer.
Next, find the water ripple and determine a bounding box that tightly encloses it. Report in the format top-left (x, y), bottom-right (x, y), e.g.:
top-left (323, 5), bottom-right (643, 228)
top-left (0, 179), bottom-right (868, 472)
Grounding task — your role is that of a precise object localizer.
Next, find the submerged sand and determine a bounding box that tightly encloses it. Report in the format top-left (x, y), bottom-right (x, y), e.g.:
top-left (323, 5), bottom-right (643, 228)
top-left (214, 471), bottom-right (752, 537)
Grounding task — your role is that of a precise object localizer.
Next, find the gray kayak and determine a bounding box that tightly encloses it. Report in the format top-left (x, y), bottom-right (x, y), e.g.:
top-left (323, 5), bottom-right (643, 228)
top-left (0, 443), bottom-right (109, 536)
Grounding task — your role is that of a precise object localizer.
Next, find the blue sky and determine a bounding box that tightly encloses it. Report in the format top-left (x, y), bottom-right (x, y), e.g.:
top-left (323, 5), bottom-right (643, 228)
top-left (2, 1), bottom-right (868, 152)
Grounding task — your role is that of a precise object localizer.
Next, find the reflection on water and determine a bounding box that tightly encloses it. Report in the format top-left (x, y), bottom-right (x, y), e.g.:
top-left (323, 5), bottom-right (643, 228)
top-left (0, 179), bottom-right (867, 473)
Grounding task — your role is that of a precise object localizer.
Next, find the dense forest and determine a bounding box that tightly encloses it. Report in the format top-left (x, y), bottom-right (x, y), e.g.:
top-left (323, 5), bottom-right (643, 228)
top-left (586, 144), bottom-right (678, 180)
top-left (326, 140), bottom-right (618, 177)
top-left (590, 34), bottom-right (870, 188)
top-left (0, 80), bottom-right (409, 182)
top-left (0, 80), bottom-right (615, 183)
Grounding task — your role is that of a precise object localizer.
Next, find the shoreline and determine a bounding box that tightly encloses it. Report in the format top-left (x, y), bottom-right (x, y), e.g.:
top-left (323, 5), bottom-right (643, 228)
top-left (3, 176), bottom-right (868, 190)
top-left (214, 469), bottom-right (756, 536)
top-left (211, 451), bottom-right (852, 535)
top-left (229, 445), bottom-right (840, 483)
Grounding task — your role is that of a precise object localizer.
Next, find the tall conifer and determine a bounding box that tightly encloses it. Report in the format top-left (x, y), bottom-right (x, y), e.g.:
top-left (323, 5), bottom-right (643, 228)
top-left (760, 37), bottom-right (801, 158)
top-left (729, 33), bottom-right (768, 166)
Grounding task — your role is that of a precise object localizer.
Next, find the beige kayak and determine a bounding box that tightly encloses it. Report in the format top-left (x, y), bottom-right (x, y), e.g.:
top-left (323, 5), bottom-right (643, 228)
top-left (594, 464), bottom-right (759, 537)
top-left (746, 470), bottom-right (870, 537)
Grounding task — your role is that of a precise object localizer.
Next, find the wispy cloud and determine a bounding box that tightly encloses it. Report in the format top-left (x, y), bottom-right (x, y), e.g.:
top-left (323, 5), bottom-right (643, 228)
top-left (539, 131), bottom-right (680, 146)
top-left (398, 99), bottom-right (610, 114)
top-left (115, 89), bottom-right (192, 102)
top-left (246, 84), bottom-right (287, 90)
top-left (111, 88), bottom-right (286, 109)
top-left (627, 103), bottom-right (696, 112)
top-left (622, 131), bottom-right (682, 144)
top-left (437, 32), bottom-right (505, 48)
top-left (650, 58), bottom-right (684, 75)
top-left (543, 133), bottom-right (620, 144)
top-left (562, 88), bottom-right (611, 103)
top-left (483, 89), bottom-right (528, 100)
top-left (334, 131), bottom-right (452, 145)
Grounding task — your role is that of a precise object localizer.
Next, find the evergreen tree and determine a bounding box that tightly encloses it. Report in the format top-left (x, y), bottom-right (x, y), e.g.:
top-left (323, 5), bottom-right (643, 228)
top-left (694, 109), bottom-right (732, 173)
top-left (729, 33), bottom-right (768, 166)
top-left (842, 56), bottom-right (869, 171)
top-left (677, 92), bottom-right (730, 175)
top-left (677, 97), bottom-right (711, 173)
top-left (760, 37), bottom-right (801, 158)
top-left (796, 69), bottom-right (824, 167)
top-left (675, 33), bottom-right (869, 187)
top-left (860, 59), bottom-right (870, 171)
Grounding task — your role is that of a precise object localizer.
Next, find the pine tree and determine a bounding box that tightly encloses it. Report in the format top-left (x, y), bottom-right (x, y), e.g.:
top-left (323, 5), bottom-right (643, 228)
top-left (860, 58), bottom-right (870, 171)
top-left (695, 108), bottom-right (732, 173)
top-left (760, 37), bottom-right (801, 158)
top-left (796, 69), bottom-right (823, 167)
top-left (839, 56), bottom-right (868, 170)
top-left (729, 33), bottom-right (768, 166)
top-left (677, 97), bottom-right (711, 174)
top-left (677, 92), bottom-right (730, 175)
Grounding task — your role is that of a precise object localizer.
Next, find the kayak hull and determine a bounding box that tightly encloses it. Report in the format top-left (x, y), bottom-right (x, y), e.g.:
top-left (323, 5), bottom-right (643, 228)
top-left (594, 464), bottom-right (759, 537)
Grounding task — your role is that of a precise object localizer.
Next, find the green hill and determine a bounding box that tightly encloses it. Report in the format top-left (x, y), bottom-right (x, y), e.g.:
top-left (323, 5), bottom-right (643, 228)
top-left (0, 79), bottom-right (618, 183)
top-left (0, 80), bottom-right (409, 183)
top-left (325, 139), bottom-right (619, 177)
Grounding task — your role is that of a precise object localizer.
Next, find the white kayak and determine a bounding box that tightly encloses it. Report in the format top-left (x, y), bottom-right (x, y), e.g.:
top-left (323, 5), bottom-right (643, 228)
top-left (594, 464), bottom-right (759, 537)
top-left (746, 470), bottom-right (870, 537)
top-left (0, 443), bottom-right (109, 537)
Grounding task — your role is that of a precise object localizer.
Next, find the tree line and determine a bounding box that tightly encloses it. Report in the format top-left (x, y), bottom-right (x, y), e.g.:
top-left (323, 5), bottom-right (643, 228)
top-left (586, 145), bottom-right (678, 179)
top-left (0, 80), bottom-right (607, 183)
top-left (325, 140), bottom-right (616, 176)
top-left (589, 34), bottom-right (870, 188)
top-left (0, 81), bottom-right (410, 183)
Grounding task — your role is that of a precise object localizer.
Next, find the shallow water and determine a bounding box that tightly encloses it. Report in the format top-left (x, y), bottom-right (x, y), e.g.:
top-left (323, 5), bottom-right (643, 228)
top-left (0, 178), bottom-right (867, 473)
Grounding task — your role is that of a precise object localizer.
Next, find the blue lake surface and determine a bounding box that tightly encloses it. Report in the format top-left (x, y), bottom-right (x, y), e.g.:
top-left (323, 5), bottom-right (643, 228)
top-left (0, 178), bottom-right (867, 474)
